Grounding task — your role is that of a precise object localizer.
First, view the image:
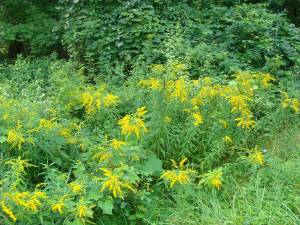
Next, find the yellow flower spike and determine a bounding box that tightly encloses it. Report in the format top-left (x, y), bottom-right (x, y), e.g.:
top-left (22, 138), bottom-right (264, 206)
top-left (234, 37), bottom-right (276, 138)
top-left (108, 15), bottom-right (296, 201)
top-left (93, 150), bottom-right (113, 163)
top-left (9, 191), bottom-right (47, 212)
top-left (69, 182), bottom-right (84, 194)
top-left (203, 77), bottom-right (212, 85)
top-left (118, 107), bottom-right (147, 138)
top-left (235, 116), bottom-right (255, 129)
top-left (136, 106), bottom-right (147, 117)
top-left (103, 94), bottom-right (119, 107)
top-left (282, 98), bottom-right (290, 109)
top-left (222, 136), bottom-right (232, 143)
top-left (161, 170), bottom-right (190, 188)
top-left (179, 158), bottom-right (188, 169)
top-left (200, 168), bottom-right (223, 190)
top-left (77, 205), bottom-right (88, 218)
top-left (170, 76), bottom-right (189, 102)
top-left (192, 112), bottom-right (203, 126)
top-left (58, 128), bottom-right (76, 144)
top-left (111, 139), bottom-right (126, 150)
top-left (100, 168), bottom-right (135, 199)
top-left (291, 98), bottom-right (299, 113)
top-left (96, 98), bottom-right (101, 109)
top-left (211, 176), bottom-right (222, 190)
top-left (161, 158), bottom-right (192, 188)
top-left (249, 147), bottom-right (265, 165)
top-left (170, 159), bottom-right (178, 168)
top-left (81, 92), bottom-right (94, 114)
top-left (229, 94), bottom-right (251, 113)
top-left (139, 78), bottom-right (162, 90)
top-left (1, 201), bottom-right (17, 222)
top-left (261, 73), bottom-right (276, 87)
top-left (7, 129), bottom-right (25, 150)
top-left (39, 118), bottom-right (56, 129)
top-left (52, 202), bottom-right (64, 215)
top-left (75, 202), bottom-right (94, 219)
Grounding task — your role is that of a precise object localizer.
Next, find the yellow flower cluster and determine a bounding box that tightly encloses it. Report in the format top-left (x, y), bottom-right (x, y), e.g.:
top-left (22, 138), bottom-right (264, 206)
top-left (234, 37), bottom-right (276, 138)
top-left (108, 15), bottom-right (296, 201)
top-left (81, 90), bottom-right (119, 114)
top-left (58, 128), bottom-right (76, 144)
top-left (69, 182), bottom-right (84, 194)
top-left (0, 200), bottom-right (17, 222)
top-left (100, 168), bottom-right (135, 199)
top-left (52, 201), bottom-right (64, 215)
top-left (111, 139), bottom-right (126, 150)
top-left (139, 78), bottom-right (162, 90)
top-left (248, 147), bottom-right (265, 165)
top-left (6, 191), bottom-right (47, 212)
top-left (161, 158), bottom-right (193, 188)
top-left (139, 70), bottom-right (276, 130)
top-left (118, 107), bottom-right (148, 138)
top-left (282, 92), bottom-right (299, 113)
top-left (200, 168), bottom-right (223, 190)
top-left (7, 129), bottom-right (25, 150)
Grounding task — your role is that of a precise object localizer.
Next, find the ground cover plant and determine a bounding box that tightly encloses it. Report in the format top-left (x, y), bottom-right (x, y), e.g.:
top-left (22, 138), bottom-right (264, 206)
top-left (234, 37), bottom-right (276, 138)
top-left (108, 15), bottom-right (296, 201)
top-left (0, 1), bottom-right (300, 225)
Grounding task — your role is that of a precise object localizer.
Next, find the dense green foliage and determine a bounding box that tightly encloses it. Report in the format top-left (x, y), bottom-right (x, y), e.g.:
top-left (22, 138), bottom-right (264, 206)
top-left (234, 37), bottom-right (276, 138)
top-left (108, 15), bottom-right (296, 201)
top-left (0, 1), bottom-right (300, 224)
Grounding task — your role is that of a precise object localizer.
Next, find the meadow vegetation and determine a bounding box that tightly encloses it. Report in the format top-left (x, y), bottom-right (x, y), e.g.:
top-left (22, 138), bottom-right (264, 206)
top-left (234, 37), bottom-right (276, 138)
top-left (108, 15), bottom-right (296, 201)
top-left (0, 1), bottom-right (300, 224)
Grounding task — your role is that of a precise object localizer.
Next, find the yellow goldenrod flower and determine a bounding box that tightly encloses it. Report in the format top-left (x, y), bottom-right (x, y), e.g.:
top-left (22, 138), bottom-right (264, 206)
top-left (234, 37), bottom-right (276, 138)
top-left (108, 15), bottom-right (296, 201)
top-left (136, 106), bottom-right (147, 117)
top-left (59, 128), bottom-right (76, 144)
top-left (211, 175), bottom-right (222, 189)
top-left (10, 191), bottom-right (47, 212)
top-left (139, 78), bottom-right (162, 90)
top-left (222, 136), bottom-right (232, 143)
top-left (77, 205), bottom-right (88, 218)
top-left (161, 158), bottom-right (192, 188)
top-left (161, 170), bottom-right (190, 188)
top-left (291, 98), bottom-right (299, 113)
top-left (51, 202), bottom-right (64, 214)
top-left (261, 73), bottom-right (275, 87)
top-left (200, 168), bottom-right (223, 190)
top-left (69, 182), bottom-right (84, 193)
top-left (235, 116), bottom-right (255, 129)
top-left (249, 148), bottom-right (264, 165)
top-left (93, 150), bottom-right (113, 162)
top-left (103, 94), bottom-right (119, 107)
top-left (1, 201), bottom-right (17, 222)
top-left (203, 77), bottom-right (212, 85)
top-left (164, 116), bottom-right (172, 124)
top-left (7, 129), bottom-right (25, 150)
top-left (39, 118), bottom-right (56, 129)
top-left (96, 98), bottom-right (101, 108)
top-left (281, 92), bottom-right (299, 113)
top-left (191, 97), bottom-right (202, 106)
top-left (118, 107), bottom-right (147, 138)
top-left (170, 77), bottom-right (189, 102)
top-left (81, 92), bottom-right (94, 114)
top-left (192, 112), bottom-right (203, 126)
top-left (75, 201), bottom-right (94, 219)
top-left (229, 95), bottom-right (251, 113)
top-left (111, 139), bottom-right (126, 150)
top-left (100, 168), bottom-right (135, 199)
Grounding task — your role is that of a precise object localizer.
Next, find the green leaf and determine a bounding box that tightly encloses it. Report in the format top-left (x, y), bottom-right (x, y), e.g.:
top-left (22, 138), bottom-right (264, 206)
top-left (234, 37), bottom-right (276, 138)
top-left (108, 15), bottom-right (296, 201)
top-left (140, 155), bottom-right (163, 175)
top-left (0, 136), bottom-right (6, 143)
top-left (98, 199), bottom-right (114, 215)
